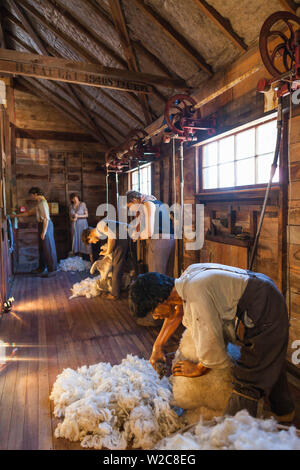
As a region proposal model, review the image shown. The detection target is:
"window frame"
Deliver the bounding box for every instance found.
[196,114,281,194]
[127,162,153,195]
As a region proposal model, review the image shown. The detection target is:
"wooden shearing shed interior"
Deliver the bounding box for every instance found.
[0,0,300,452]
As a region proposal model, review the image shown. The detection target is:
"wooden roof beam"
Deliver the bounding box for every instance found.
[0,8,7,49]
[17,76,113,146]
[47,0,127,69]
[131,0,213,75]
[279,0,298,13]
[3,14,146,127]
[90,0,181,82]
[193,0,248,52]
[7,0,48,55]
[6,2,110,144]
[109,0,152,124]
[0,48,186,90]
[15,0,146,115]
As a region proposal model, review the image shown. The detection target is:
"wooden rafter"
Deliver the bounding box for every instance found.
[7,0,47,54]
[5,29,36,54]
[0,48,186,90]
[109,0,152,124]
[50,0,164,112]
[17,76,114,145]
[193,0,248,52]
[74,86,130,131]
[132,40,181,81]
[6,0,109,145]
[131,0,213,75]
[96,88,145,127]
[0,9,6,49]
[13,0,145,116]
[90,0,179,82]
[47,0,127,69]
[4,26,145,127]
[279,0,297,13]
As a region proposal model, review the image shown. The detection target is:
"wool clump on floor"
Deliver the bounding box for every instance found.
[58,256,91,272]
[155,410,300,450]
[69,275,106,299]
[50,355,181,450]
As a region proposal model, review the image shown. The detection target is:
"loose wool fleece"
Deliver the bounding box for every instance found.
[59,256,91,272]
[69,275,111,299]
[50,355,181,450]
[171,329,234,422]
[155,410,300,450]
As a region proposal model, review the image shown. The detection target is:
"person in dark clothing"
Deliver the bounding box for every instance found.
[12,187,57,277]
[128,263,295,422]
[82,219,129,300]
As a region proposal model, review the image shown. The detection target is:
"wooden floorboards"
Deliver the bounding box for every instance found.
[0,271,299,450]
[0,271,180,450]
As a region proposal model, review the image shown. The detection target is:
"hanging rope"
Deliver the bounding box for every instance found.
[249,96,284,270]
[115,172,119,218]
[105,167,109,214]
[172,137,176,206]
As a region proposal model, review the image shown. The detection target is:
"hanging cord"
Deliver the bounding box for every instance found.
[287,82,293,320]
[179,141,184,275]
[115,171,119,218]
[249,96,284,270]
[137,162,141,192]
[172,137,176,206]
[105,167,109,214]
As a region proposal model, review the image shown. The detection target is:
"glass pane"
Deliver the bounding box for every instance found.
[132,170,138,186]
[219,136,234,164]
[257,153,279,184]
[219,162,234,188]
[236,158,255,186]
[203,142,218,167]
[256,120,277,156]
[236,128,255,160]
[203,166,218,189]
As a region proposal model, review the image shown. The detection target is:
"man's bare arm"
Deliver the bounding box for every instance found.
[150,305,183,366]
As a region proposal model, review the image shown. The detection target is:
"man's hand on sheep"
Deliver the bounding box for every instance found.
[172,360,209,378]
[150,347,166,369]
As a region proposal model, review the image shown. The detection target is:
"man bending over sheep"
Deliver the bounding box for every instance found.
[128,263,295,422]
[82,219,128,300]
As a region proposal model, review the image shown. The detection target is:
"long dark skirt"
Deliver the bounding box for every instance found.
[38,221,57,272]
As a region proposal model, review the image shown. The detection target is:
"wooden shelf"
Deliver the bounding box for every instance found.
[195,185,281,204]
[205,233,252,248]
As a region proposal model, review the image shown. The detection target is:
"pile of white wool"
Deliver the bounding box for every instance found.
[155,410,300,450]
[59,256,91,272]
[50,355,181,450]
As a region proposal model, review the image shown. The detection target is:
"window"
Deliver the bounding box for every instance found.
[128,163,152,195]
[201,118,279,190]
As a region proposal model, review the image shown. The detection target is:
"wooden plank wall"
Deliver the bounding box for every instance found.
[288,112,300,360]
[11,86,106,271]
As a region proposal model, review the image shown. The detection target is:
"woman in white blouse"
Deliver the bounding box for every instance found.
[12,187,57,277]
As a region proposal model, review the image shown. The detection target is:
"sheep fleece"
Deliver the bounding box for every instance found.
[171,329,233,421]
[50,355,181,450]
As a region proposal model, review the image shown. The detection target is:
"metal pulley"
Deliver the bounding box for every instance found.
[258,11,300,97]
[163,94,216,142]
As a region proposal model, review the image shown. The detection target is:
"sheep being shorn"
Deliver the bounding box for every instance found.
[171,329,234,423]
[50,355,181,450]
